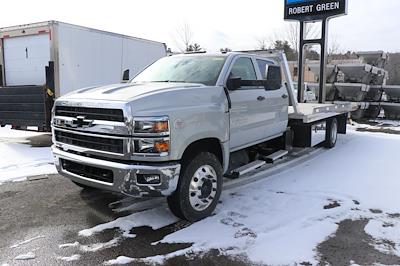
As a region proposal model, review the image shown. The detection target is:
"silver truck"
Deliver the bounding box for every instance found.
[51,52,351,221]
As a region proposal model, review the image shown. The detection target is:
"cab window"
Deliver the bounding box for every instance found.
[229,57,260,90]
[230,57,257,80]
[256,59,270,80]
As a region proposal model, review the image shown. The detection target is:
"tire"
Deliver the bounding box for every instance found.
[325,118,338,148]
[167,152,223,222]
[72,181,97,190]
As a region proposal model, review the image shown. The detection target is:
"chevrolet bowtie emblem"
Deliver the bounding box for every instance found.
[72,116,93,128]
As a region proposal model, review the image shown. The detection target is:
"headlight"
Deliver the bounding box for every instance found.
[135,138,170,155]
[134,117,169,135]
[132,117,170,156]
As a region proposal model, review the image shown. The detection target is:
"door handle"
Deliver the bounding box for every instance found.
[281,94,288,99]
[257,96,266,101]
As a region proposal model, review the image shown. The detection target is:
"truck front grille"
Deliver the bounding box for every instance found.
[55,106,124,122]
[55,130,124,154]
[61,159,114,183]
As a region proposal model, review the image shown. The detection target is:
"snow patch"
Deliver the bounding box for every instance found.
[58,254,81,262]
[103,256,135,265]
[0,125,44,139]
[14,252,36,260]
[79,206,178,238]
[350,120,400,132]
[59,241,80,248]
[365,216,400,256]
[10,235,45,248]
[80,238,120,252]
[0,127,56,184]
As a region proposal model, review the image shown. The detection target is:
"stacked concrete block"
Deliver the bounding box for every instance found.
[383,85,400,102]
[335,83,370,102]
[306,51,400,120]
[357,51,388,69]
[365,85,384,102]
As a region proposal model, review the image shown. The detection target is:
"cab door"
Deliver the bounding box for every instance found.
[228,56,273,150]
[256,59,288,136]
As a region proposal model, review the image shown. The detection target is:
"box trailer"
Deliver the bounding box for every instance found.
[0,21,167,130]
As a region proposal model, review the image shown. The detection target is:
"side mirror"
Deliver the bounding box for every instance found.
[265,65,282,90]
[122,69,130,83]
[226,77,242,91]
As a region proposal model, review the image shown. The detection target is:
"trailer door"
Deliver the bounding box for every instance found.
[3,34,50,86]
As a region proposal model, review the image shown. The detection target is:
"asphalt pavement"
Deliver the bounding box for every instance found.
[0,174,248,266]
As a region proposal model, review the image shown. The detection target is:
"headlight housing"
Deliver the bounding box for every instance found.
[135,138,170,155]
[132,116,170,156]
[134,117,169,135]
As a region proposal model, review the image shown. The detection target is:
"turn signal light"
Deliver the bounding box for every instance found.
[154,140,169,153]
[153,121,169,133]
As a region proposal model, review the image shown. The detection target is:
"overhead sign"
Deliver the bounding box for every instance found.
[284,0,347,21]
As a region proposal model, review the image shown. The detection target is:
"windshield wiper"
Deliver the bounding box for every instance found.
[152,80,189,83]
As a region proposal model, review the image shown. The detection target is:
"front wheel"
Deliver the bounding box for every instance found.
[167,152,223,222]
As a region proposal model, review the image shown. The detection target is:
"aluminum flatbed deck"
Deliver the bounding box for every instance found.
[262,51,354,124]
[289,102,354,123]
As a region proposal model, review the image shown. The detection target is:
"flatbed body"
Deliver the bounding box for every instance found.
[289,102,353,123]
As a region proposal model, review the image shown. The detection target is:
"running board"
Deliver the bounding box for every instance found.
[228,160,266,179]
[262,150,289,163]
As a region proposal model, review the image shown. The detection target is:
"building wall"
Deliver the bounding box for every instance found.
[288,61,316,83]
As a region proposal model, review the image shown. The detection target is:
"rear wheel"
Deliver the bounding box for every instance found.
[167,152,223,222]
[325,118,338,148]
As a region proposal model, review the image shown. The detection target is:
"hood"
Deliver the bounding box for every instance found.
[59,82,204,102]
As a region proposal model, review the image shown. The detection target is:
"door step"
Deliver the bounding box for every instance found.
[261,150,288,163]
[227,160,266,179]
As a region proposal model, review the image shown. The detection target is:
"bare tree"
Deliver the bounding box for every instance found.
[282,22,320,53]
[174,23,205,52]
[256,37,269,50]
[175,23,193,52]
[328,33,341,56]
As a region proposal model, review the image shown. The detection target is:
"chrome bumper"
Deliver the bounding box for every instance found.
[52,145,181,197]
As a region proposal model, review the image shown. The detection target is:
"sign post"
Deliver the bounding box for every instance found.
[284,0,348,103]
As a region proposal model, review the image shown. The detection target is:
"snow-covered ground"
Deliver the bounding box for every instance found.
[66,128,400,265]
[0,126,57,184]
[1,123,400,265]
[350,119,400,132]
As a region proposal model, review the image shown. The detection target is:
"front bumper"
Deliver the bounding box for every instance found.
[52,145,181,197]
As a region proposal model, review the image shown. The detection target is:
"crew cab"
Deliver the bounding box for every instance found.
[51,52,350,221]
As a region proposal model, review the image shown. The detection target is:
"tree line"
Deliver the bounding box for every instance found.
[170,22,342,60]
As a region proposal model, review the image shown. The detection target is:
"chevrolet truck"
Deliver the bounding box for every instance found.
[51,51,351,221]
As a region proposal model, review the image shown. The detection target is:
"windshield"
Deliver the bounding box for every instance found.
[131,56,227,86]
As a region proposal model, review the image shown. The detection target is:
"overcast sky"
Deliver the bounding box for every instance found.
[1,0,399,53]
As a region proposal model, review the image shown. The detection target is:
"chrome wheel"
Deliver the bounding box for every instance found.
[189,165,218,211]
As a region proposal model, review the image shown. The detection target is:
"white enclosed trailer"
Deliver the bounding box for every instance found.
[0,21,166,130]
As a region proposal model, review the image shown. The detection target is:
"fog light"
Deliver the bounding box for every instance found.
[137,174,161,185]
[61,159,69,169]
